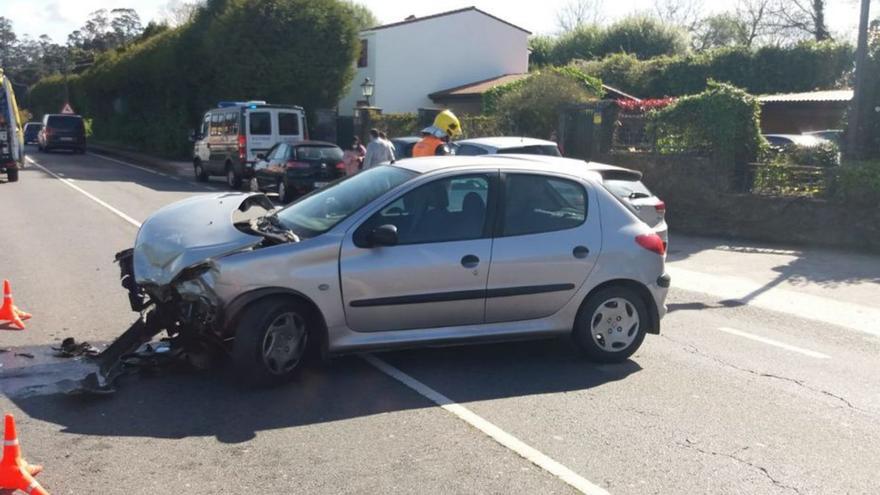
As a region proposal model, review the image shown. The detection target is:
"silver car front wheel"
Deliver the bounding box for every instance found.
[261,312,308,376]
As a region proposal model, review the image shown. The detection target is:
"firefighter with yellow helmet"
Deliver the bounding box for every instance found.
[412,109,461,157]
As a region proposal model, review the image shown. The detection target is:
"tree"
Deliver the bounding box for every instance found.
[160,0,203,26]
[599,15,689,59]
[0,17,17,67]
[342,1,378,31]
[770,0,831,42]
[556,0,604,32]
[692,13,749,51]
[654,0,704,34]
[736,0,773,47]
[529,35,555,68]
[110,8,144,48]
[552,24,603,63]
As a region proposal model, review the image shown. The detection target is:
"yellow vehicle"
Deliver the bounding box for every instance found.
[0,69,24,182]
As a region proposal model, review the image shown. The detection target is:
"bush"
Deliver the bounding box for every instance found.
[576,40,853,98]
[483,66,601,114]
[28,0,359,158]
[370,113,506,140]
[494,71,600,139]
[598,16,689,60]
[649,81,763,167]
[551,25,604,65]
[766,141,841,168]
[835,160,880,206]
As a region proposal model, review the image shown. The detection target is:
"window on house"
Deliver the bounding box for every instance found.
[357,39,368,68]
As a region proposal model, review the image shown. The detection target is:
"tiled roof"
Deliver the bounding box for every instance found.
[758,89,853,103]
[430,74,640,101]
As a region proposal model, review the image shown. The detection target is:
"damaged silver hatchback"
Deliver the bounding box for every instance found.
[101,156,669,387]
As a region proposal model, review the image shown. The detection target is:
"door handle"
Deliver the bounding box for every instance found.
[573,246,590,259]
[461,254,480,268]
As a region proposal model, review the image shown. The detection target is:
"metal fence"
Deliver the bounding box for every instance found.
[611,112,653,151]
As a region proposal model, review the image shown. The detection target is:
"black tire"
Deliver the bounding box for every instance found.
[226,163,242,189]
[193,159,209,182]
[573,286,649,363]
[6,168,18,182]
[232,297,312,386]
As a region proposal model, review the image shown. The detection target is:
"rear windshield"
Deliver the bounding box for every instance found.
[279,113,300,136]
[47,116,83,131]
[296,145,343,162]
[498,145,561,156]
[603,178,653,199]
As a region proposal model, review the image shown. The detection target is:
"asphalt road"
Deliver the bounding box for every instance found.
[1,148,879,494]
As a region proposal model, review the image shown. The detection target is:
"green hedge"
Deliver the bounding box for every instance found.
[576,41,853,98]
[649,81,764,167]
[369,113,506,140]
[28,0,359,158]
[482,66,602,114]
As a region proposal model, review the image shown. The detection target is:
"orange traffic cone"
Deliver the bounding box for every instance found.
[0,280,31,330]
[0,414,49,495]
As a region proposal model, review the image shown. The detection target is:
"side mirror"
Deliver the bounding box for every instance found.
[367,224,398,247]
[256,153,265,160]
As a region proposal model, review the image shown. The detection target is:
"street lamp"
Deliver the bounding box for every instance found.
[360,77,374,107]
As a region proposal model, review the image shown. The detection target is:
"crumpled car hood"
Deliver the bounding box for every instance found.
[133,193,273,287]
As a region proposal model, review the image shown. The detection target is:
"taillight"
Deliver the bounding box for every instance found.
[44,128,53,138]
[285,160,310,169]
[655,201,666,214]
[237,135,246,161]
[636,233,666,256]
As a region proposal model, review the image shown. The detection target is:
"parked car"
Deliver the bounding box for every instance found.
[38,114,86,153]
[122,155,670,385]
[191,101,307,189]
[501,155,668,244]
[391,136,421,159]
[454,137,562,156]
[0,72,24,182]
[249,141,346,203]
[762,134,824,148]
[805,129,843,146]
[23,122,41,144]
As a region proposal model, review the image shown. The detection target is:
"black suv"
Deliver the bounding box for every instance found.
[38,114,86,153]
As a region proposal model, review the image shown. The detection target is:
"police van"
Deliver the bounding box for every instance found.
[192,101,307,188]
[0,69,24,183]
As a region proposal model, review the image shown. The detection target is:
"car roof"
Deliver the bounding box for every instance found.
[392,155,605,182]
[293,140,340,148]
[457,136,557,149]
[763,134,823,146]
[498,154,643,179]
[45,114,82,118]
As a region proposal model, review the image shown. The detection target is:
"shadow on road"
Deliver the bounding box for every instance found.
[8,338,640,444]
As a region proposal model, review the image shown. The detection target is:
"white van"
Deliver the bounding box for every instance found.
[0,69,24,182]
[192,101,307,188]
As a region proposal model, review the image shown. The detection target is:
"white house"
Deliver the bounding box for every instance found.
[338,7,530,116]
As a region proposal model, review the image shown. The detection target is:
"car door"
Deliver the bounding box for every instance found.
[339,172,497,332]
[484,173,601,323]
[276,110,302,145]
[207,112,227,173]
[253,143,279,188]
[246,110,273,162]
[194,113,211,164]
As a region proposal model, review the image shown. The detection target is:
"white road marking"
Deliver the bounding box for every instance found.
[26,157,143,229]
[668,266,880,337]
[718,327,831,359]
[363,354,610,495]
[88,152,162,176]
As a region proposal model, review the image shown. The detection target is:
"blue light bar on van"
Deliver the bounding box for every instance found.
[217,100,267,108]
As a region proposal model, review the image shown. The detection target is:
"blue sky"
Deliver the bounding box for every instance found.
[0,0,863,44]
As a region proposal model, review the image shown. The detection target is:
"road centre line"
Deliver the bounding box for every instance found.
[363,355,610,495]
[718,327,831,359]
[668,266,880,338]
[28,155,608,494]
[26,157,143,229]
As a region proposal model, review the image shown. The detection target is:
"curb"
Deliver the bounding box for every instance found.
[88,142,190,177]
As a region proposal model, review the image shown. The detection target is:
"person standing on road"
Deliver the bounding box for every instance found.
[378,131,396,163]
[362,128,395,170]
[412,109,461,157]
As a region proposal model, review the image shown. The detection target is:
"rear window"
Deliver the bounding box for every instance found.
[498,145,561,156]
[249,112,271,135]
[47,116,83,131]
[603,178,653,199]
[279,113,300,136]
[296,145,343,162]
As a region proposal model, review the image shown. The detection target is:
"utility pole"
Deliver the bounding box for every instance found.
[847,0,871,159]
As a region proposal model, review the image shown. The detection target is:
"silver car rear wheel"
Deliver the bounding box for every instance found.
[573,286,648,363]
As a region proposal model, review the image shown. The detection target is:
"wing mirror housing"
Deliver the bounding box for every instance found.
[367,224,398,247]
[256,153,265,160]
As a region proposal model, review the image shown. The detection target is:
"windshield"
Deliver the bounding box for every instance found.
[48,116,84,131]
[498,145,561,156]
[603,178,653,199]
[297,145,344,162]
[274,165,417,238]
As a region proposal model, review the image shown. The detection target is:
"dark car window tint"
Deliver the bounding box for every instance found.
[47,116,84,131]
[502,174,586,237]
[225,112,238,135]
[499,145,561,156]
[270,144,288,161]
[362,174,490,245]
[249,112,271,135]
[279,113,300,136]
[455,144,489,156]
[603,179,652,199]
[296,145,343,162]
